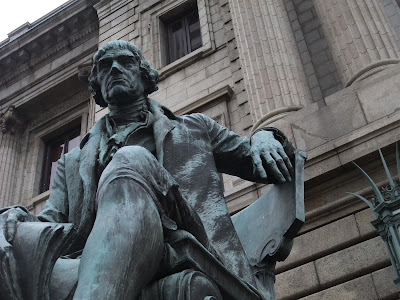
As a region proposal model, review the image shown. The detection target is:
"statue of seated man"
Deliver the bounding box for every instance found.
[0,41,294,300]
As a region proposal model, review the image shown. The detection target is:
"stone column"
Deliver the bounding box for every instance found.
[0,106,25,207]
[78,62,96,129]
[313,0,400,87]
[229,0,312,131]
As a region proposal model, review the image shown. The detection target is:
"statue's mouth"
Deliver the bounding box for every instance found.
[107,78,128,88]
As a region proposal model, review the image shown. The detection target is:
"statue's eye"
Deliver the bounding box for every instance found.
[120,56,136,66]
[98,59,112,71]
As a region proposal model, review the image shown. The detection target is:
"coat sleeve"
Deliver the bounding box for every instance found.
[37,154,69,223]
[195,113,294,184]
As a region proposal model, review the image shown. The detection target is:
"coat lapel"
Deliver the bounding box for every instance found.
[77,118,105,239]
[148,99,175,165]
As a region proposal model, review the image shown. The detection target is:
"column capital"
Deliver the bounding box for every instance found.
[0,105,25,134]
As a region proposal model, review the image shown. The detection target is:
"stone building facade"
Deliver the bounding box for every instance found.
[1,0,400,298]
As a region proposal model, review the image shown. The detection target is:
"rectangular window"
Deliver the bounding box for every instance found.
[40,127,80,192]
[166,9,202,64]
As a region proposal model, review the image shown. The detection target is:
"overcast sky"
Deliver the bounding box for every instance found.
[0,0,70,42]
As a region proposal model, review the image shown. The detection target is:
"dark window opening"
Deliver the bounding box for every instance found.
[41,127,81,192]
[166,9,202,64]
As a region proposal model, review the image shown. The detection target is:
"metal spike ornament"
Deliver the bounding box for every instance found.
[350,142,400,295]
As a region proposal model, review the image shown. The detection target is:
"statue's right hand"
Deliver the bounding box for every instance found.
[1,207,29,244]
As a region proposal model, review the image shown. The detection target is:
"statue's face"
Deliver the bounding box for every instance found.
[97,48,145,106]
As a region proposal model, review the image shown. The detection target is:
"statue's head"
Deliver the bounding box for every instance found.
[88,40,159,107]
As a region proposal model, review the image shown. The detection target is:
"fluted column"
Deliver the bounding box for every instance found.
[78,62,96,129]
[230,0,312,131]
[313,0,400,87]
[0,106,25,207]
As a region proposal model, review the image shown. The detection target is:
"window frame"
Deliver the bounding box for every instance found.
[40,126,81,193]
[166,9,202,64]
[26,98,89,204]
[147,0,216,79]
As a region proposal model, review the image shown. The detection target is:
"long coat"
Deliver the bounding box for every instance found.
[38,99,289,285]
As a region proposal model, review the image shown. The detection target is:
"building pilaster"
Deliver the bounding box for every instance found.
[313,0,400,87]
[0,106,25,207]
[229,0,312,131]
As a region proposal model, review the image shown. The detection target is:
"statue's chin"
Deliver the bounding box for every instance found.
[105,87,134,106]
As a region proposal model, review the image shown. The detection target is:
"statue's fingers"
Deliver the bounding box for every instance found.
[262,153,286,183]
[278,148,294,176]
[252,154,267,179]
[272,151,291,181]
[5,214,18,244]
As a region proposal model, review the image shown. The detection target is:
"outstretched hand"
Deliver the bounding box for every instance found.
[0,207,30,244]
[250,130,294,183]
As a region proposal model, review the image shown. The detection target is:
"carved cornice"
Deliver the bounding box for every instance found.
[0,105,25,134]
[0,22,98,89]
[0,1,92,51]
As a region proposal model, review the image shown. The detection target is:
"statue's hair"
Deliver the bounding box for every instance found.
[88,40,159,107]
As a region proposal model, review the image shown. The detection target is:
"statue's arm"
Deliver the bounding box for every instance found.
[37,154,69,223]
[197,113,294,183]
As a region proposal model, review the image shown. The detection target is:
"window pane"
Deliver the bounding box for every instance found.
[187,12,202,51]
[168,19,188,63]
[47,142,65,191]
[166,8,203,64]
[41,126,80,193]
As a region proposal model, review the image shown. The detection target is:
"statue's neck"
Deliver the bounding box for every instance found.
[108,97,148,125]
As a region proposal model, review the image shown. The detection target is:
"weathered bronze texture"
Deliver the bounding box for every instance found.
[0,40,305,300]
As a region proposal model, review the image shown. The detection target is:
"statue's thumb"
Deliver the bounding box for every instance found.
[5,217,17,244]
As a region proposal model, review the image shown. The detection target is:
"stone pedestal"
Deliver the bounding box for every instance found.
[229,0,311,131]
[0,106,24,207]
[313,0,400,87]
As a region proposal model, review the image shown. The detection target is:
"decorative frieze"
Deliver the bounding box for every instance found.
[30,89,91,130]
[313,0,400,87]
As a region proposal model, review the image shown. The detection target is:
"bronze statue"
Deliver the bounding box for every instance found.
[0,41,296,300]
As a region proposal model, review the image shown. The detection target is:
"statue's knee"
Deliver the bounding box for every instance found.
[99,146,159,189]
[110,146,156,169]
[114,145,152,160]
[113,146,155,162]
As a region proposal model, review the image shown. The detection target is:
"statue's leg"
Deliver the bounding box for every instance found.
[73,146,169,300]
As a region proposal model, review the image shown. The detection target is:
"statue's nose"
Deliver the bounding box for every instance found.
[110,61,123,74]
